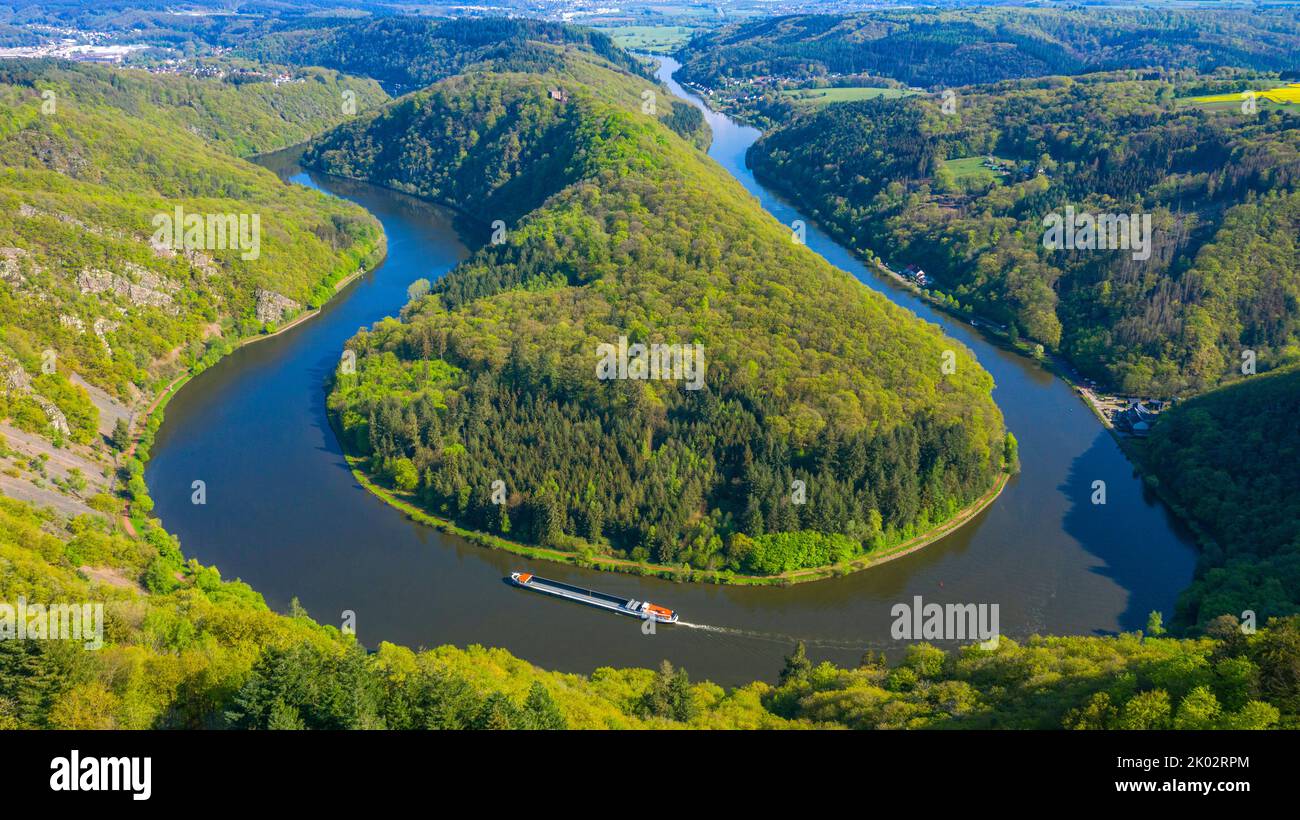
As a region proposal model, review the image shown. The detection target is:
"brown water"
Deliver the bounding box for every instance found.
[145,64,1198,686]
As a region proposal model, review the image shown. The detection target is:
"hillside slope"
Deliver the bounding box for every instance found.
[0,59,388,157]
[748,71,1300,395]
[247,17,710,150]
[1137,365,1300,629]
[0,59,385,518]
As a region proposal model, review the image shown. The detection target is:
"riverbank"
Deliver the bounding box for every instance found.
[121,236,387,533]
[342,448,1011,586]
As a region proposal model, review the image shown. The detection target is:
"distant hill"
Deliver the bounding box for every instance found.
[245,17,652,94]
[248,17,710,149]
[677,9,1300,90]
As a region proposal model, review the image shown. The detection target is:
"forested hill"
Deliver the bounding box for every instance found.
[1138,365,1300,630]
[253,18,709,150]
[677,8,1300,90]
[313,47,1009,578]
[245,17,651,94]
[0,59,388,158]
[747,72,1300,396]
[0,59,385,404]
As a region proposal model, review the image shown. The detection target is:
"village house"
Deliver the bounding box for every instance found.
[903,264,929,286]
[1113,399,1168,436]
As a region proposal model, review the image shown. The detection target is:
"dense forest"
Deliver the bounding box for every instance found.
[5,59,390,157]
[249,17,709,149]
[245,17,649,94]
[677,8,1300,91]
[0,55,388,562]
[2,493,1296,729]
[1136,365,1300,631]
[312,42,1008,576]
[747,71,1300,395]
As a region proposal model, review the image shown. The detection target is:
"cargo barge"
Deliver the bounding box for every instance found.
[508,572,679,623]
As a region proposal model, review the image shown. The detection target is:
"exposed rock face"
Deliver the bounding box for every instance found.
[76,263,179,313]
[0,351,68,436]
[93,317,119,358]
[149,238,218,277]
[185,249,220,278]
[254,288,300,325]
[59,313,85,333]
[18,203,108,238]
[0,352,32,394]
[35,396,70,436]
[22,130,95,180]
[148,235,176,259]
[1,247,27,286]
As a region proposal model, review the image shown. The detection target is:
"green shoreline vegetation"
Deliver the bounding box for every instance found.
[119,237,386,538]
[747,71,1300,397]
[1124,364,1300,631]
[0,58,387,450]
[342,451,1009,586]
[5,483,1297,729]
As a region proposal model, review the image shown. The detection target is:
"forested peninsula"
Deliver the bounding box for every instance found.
[298,22,1011,581]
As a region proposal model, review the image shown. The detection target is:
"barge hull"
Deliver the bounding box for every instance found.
[509,572,677,623]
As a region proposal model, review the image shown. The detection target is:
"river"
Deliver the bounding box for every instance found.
[144,58,1197,686]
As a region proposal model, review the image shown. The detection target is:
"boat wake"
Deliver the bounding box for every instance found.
[675,621,884,652]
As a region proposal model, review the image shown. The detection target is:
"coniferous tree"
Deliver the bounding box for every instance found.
[780,641,813,686]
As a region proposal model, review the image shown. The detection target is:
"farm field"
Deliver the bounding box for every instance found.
[781,86,917,106]
[943,155,1011,185]
[1179,82,1300,110]
[597,24,697,52]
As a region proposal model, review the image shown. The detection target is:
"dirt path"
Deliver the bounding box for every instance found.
[119,371,190,537]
